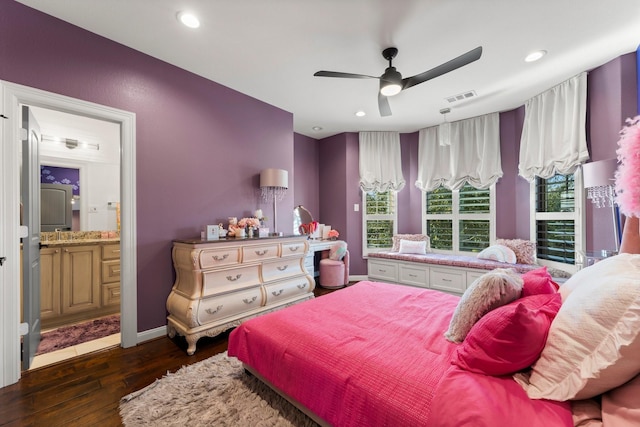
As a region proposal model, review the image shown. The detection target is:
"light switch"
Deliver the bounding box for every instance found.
[354,203,360,212]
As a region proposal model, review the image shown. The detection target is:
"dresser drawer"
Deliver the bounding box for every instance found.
[242,244,279,263]
[399,264,429,288]
[102,244,120,260]
[262,258,305,283]
[430,267,466,295]
[202,264,260,296]
[197,286,263,325]
[199,247,241,269]
[281,241,307,258]
[101,259,120,284]
[264,276,314,305]
[367,259,398,282]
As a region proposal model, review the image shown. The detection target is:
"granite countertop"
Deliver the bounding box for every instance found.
[40,238,120,247]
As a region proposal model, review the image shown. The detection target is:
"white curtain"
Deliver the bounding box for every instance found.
[518,72,589,181]
[415,112,502,191]
[359,131,405,193]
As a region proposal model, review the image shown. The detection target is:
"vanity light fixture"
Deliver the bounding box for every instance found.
[525,50,547,62]
[42,134,100,151]
[177,11,200,28]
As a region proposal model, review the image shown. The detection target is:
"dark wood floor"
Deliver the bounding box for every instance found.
[0,285,340,427]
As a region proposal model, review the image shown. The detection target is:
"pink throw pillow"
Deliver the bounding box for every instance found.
[521,267,558,297]
[453,293,562,376]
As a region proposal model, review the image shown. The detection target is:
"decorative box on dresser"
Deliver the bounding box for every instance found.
[167,235,315,355]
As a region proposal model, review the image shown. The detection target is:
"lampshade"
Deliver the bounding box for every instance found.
[260,168,288,189]
[582,158,618,188]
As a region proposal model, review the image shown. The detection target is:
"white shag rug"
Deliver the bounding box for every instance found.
[119,352,318,427]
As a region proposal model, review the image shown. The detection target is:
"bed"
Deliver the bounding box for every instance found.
[228,254,640,427]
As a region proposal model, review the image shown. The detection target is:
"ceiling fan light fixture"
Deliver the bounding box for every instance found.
[380,82,402,97]
[379,67,402,96]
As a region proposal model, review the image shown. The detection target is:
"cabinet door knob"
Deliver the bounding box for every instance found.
[277,265,288,271]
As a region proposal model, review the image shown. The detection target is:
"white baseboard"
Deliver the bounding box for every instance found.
[136,325,167,345]
[349,275,368,282]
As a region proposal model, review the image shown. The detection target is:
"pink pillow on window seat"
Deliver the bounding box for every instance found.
[453,293,562,376]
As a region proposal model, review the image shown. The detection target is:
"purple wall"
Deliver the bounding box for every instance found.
[1,2,299,331]
[586,54,638,251]
[293,133,320,221]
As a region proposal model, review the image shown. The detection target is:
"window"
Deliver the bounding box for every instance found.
[423,184,494,253]
[531,173,583,271]
[362,190,396,256]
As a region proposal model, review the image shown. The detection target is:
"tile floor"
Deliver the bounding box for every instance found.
[30,333,121,370]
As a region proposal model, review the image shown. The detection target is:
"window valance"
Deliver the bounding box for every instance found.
[359,131,405,193]
[518,72,589,181]
[415,112,502,191]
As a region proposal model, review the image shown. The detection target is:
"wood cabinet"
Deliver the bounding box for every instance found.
[40,242,120,329]
[167,236,315,355]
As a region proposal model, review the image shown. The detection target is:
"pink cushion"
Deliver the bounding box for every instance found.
[521,267,558,297]
[453,293,562,376]
[496,238,537,264]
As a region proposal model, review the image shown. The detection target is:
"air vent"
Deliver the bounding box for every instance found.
[445,90,477,104]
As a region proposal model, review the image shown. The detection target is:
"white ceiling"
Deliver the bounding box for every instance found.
[17,0,640,139]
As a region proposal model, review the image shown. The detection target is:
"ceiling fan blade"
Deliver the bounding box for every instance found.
[402,46,483,90]
[314,71,380,79]
[378,92,392,117]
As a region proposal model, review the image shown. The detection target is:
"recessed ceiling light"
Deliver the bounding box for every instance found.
[312,126,323,131]
[525,50,547,62]
[355,110,366,117]
[177,11,200,29]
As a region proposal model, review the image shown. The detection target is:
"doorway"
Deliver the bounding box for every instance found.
[28,106,121,369]
[1,80,137,387]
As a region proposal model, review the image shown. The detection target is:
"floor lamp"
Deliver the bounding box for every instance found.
[260,168,288,236]
[582,158,620,252]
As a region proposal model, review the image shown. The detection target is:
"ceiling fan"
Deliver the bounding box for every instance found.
[314,46,483,117]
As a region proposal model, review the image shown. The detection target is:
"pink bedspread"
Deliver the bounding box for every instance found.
[228,281,572,426]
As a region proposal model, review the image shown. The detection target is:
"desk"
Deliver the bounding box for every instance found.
[305,239,344,281]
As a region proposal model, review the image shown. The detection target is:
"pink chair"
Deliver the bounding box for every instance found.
[319,242,350,289]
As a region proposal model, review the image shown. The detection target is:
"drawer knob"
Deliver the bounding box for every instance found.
[243,296,257,304]
[277,265,288,271]
[288,246,299,252]
[226,274,242,282]
[409,274,417,278]
[255,249,268,256]
[271,289,284,296]
[213,254,229,261]
[379,269,386,273]
[442,278,452,282]
[205,305,223,315]
[296,283,307,289]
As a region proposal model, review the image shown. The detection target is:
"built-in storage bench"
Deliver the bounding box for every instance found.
[367,252,545,296]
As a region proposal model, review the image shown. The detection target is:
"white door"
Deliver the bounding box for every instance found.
[21,105,41,370]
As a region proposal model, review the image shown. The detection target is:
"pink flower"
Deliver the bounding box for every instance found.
[615,116,640,217]
[328,230,339,238]
[238,217,260,228]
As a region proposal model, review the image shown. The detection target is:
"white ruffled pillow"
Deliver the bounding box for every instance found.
[398,239,427,255]
[514,254,640,400]
[477,244,517,264]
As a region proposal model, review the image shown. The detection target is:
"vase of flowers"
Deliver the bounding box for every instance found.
[328,229,340,240]
[238,217,261,237]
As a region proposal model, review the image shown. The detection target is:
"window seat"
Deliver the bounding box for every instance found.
[369,251,541,274]
[367,252,568,296]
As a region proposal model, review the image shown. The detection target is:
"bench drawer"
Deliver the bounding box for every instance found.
[367,259,398,283]
[398,264,429,288]
[430,267,466,295]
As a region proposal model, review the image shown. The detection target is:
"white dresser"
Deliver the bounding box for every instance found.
[167,235,314,354]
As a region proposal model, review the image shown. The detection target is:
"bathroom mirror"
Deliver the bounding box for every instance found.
[293,205,314,235]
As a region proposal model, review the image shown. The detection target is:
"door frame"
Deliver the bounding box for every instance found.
[1,81,137,387]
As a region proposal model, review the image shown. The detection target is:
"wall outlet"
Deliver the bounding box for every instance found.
[354,203,360,212]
